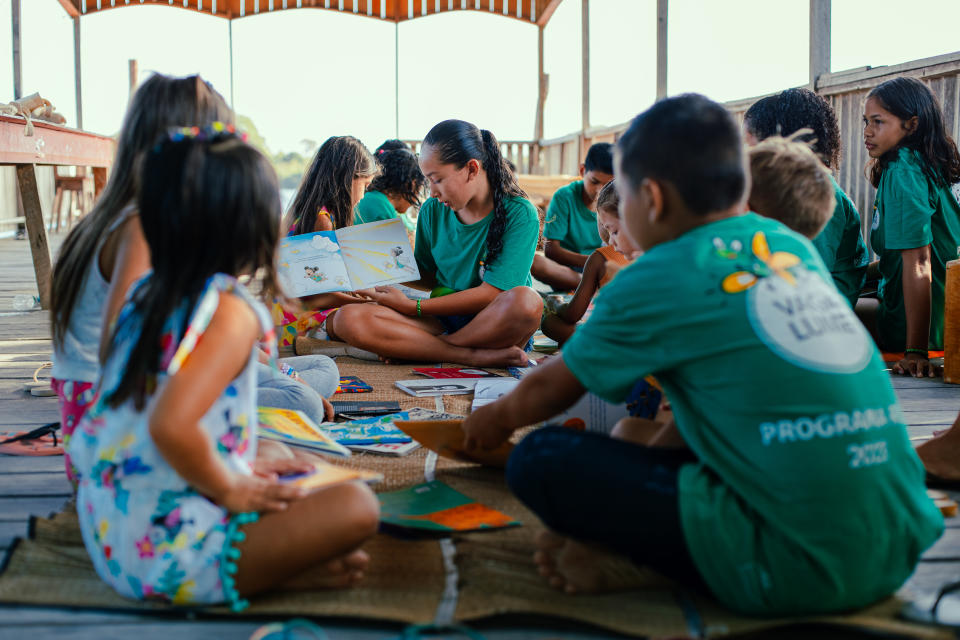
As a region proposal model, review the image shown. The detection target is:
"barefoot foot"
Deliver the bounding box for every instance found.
[469,345,529,368]
[283,548,370,590]
[532,530,665,594]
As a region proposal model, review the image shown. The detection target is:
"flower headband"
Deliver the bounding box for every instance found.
[166,121,248,145]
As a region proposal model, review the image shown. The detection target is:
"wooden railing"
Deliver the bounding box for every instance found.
[406,50,960,237]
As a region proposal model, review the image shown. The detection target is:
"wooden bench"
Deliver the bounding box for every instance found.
[517,174,578,210]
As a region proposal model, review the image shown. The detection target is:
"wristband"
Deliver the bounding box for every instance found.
[416,299,422,317]
[904,348,929,358]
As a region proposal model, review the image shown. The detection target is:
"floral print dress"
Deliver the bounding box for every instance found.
[68,274,275,611]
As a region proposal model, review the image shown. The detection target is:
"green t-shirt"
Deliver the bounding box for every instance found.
[870,147,960,350]
[414,196,539,292]
[354,190,397,225]
[544,180,602,255]
[562,213,942,616]
[811,177,868,307]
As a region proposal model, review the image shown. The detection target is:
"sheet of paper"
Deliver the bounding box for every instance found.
[471,378,520,411]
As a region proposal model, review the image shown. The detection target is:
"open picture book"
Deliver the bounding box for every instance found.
[277,218,419,297]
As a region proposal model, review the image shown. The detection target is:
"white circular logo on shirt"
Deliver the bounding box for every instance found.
[871,209,880,231]
[747,269,873,374]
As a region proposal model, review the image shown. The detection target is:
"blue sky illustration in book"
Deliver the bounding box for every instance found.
[277,231,351,297]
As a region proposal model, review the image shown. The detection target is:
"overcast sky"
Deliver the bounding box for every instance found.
[1,0,958,154]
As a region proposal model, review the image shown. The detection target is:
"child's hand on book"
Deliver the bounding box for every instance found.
[368,286,416,315]
[218,470,307,513]
[462,404,514,452]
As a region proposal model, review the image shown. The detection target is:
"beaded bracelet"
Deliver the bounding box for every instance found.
[416,299,422,316]
[904,348,929,358]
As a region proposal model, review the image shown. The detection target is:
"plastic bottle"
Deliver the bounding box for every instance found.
[12,294,39,311]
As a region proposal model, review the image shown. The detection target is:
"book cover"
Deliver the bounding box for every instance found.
[335,376,373,394]
[279,460,382,491]
[412,367,500,379]
[393,419,513,467]
[277,218,419,297]
[348,441,421,456]
[378,480,520,532]
[321,412,413,445]
[471,378,520,411]
[331,400,401,420]
[549,379,662,434]
[394,378,480,397]
[257,407,351,458]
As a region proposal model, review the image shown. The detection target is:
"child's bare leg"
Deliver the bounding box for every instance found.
[532,254,581,291]
[331,304,528,367]
[612,418,687,449]
[917,411,960,482]
[540,311,576,346]
[854,297,881,346]
[440,287,543,350]
[233,481,380,597]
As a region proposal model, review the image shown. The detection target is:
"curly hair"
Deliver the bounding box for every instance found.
[369,147,426,208]
[744,88,841,169]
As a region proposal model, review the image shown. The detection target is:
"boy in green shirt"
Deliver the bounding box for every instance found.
[463,94,941,616]
[532,143,614,290]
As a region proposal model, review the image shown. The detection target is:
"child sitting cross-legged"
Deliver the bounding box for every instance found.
[69,128,379,610]
[462,94,942,616]
[746,135,836,241]
[541,180,636,346]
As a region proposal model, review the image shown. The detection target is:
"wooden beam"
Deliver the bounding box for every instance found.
[656,0,667,99]
[73,18,82,130]
[11,0,21,100]
[580,0,589,133]
[55,0,80,18]
[128,59,139,102]
[809,0,831,89]
[536,0,562,26]
[534,25,546,142]
[0,116,115,167]
[15,165,52,310]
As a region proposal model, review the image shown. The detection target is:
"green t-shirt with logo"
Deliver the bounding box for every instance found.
[354,190,397,225]
[544,180,602,255]
[562,213,942,616]
[414,196,539,292]
[870,147,960,350]
[811,177,868,307]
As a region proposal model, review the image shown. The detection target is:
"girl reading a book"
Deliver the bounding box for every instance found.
[69,127,379,610]
[329,120,542,367]
[274,136,378,347]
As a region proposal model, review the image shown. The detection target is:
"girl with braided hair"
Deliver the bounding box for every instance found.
[330,120,542,367]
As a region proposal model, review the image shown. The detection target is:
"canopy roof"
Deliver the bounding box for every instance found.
[56,0,563,25]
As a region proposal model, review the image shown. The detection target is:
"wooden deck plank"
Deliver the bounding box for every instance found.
[0,472,71,497]
[0,496,67,521]
[0,519,27,550]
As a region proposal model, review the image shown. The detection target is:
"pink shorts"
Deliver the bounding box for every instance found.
[51,378,96,488]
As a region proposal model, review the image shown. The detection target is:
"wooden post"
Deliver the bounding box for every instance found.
[92,167,108,199]
[656,0,668,100]
[16,165,52,309]
[395,21,399,139]
[809,0,831,89]
[532,25,547,173]
[128,59,139,102]
[228,21,235,109]
[74,17,83,130]
[12,0,21,99]
[580,0,589,161]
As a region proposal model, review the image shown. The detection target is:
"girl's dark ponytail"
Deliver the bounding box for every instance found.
[479,129,527,266]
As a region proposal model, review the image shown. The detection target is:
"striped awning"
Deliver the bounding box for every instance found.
[55,0,563,25]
